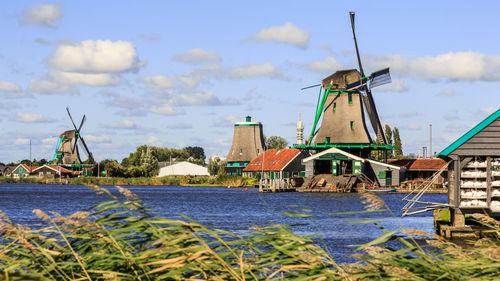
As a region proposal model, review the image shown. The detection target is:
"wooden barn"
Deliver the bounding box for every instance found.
[439,108,500,228]
[242,149,306,179]
[11,164,37,178]
[32,165,75,178]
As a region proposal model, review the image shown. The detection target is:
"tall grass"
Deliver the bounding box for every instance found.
[0,186,498,280]
[0,175,257,187]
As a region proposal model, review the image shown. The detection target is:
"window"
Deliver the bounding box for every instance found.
[348,93,352,104]
[333,102,336,111]
[257,149,260,154]
[239,149,243,155]
[326,137,330,144]
[350,121,354,129]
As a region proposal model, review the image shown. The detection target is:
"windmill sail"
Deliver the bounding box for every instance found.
[350,11,388,145]
[369,68,391,89]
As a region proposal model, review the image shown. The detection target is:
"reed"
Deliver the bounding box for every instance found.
[0,185,498,280]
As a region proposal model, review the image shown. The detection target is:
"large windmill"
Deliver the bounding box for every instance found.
[51,107,94,165]
[300,12,392,157]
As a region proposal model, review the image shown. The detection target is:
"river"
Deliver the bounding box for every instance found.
[0,183,446,263]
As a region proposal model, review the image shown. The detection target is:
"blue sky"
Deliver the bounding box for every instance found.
[1,1,499,163]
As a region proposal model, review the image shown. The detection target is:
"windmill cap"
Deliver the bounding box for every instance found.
[235,116,261,126]
[322,69,361,90]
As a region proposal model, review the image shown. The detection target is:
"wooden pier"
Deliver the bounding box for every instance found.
[259,178,296,192]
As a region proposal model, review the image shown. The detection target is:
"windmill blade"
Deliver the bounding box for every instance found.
[72,134,79,153]
[66,107,78,130]
[78,115,86,132]
[346,77,368,91]
[79,136,94,162]
[350,12,365,77]
[369,68,391,89]
[362,91,387,145]
[301,84,321,91]
[350,12,387,145]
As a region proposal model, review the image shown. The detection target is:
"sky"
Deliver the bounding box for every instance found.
[1,1,499,163]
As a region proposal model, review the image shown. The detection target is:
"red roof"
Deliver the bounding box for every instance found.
[243,149,301,172]
[19,164,39,172]
[388,158,447,170]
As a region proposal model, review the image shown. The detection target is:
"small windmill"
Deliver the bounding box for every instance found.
[303,12,392,150]
[52,107,94,165]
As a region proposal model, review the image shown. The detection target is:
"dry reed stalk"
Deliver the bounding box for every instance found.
[363,246,390,256]
[401,229,432,237]
[33,209,50,221]
[115,185,138,200]
[360,192,385,211]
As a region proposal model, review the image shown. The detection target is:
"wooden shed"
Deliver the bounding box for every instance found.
[439,108,500,226]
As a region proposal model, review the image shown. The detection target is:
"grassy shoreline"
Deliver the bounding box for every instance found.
[0,175,257,187]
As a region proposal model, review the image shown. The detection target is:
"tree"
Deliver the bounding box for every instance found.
[265,136,288,150]
[393,127,403,159]
[207,157,226,176]
[384,124,394,158]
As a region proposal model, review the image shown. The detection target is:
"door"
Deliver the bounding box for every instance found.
[385,170,392,186]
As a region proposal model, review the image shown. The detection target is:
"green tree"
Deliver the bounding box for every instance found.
[265,136,288,150]
[207,157,226,176]
[393,127,403,159]
[384,124,394,158]
[97,159,124,177]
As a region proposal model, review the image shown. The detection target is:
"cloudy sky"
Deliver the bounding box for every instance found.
[1,1,499,163]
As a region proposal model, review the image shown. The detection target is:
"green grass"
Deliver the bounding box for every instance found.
[0,175,257,187]
[0,186,498,280]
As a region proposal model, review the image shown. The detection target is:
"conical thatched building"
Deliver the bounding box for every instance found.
[225,116,265,176]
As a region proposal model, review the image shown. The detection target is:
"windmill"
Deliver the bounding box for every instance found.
[303,12,392,153]
[51,107,94,165]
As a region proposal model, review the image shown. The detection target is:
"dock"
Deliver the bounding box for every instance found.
[259,178,296,192]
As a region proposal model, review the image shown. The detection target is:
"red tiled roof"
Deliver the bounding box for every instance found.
[243,149,301,172]
[388,158,447,170]
[32,165,75,174]
[19,164,40,172]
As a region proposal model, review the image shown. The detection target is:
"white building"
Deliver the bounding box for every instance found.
[157,161,209,177]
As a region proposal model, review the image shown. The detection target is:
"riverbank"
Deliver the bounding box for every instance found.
[0,175,258,187]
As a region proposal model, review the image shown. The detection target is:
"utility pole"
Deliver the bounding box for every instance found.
[429,124,432,158]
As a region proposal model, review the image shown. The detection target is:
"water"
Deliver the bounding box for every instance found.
[0,183,446,263]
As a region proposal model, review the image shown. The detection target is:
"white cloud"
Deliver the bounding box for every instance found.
[16,112,53,123]
[213,114,240,127]
[249,22,309,48]
[28,78,77,95]
[163,91,226,106]
[15,138,30,145]
[173,48,221,64]
[108,120,137,129]
[366,52,500,82]
[0,80,21,92]
[407,123,421,130]
[42,137,57,144]
[306,56,343,73]
[481,106,497,116]
[21,4,62,27]
[140,74,201,90]
[52,71,118,87]
[213,138,230,147]
[147,136,163,146]
[149,104,178,116]
[50,40,145,74]
[227,62,281,79]
[376,79,407,92]
[85,135,111,143]
[437,89,455,96]
[398,111,418,118]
